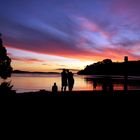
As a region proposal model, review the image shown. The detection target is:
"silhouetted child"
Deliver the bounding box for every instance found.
[52,83,58,94]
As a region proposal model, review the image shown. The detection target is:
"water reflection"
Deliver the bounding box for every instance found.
[1,74,140,93]
[85,75,140,91]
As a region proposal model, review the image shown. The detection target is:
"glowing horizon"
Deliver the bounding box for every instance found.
[7,46,138,72]
[1,0,140,72]
[7,47,94,72]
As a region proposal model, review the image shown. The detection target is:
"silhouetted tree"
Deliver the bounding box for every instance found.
[0,33,12,79]
[78,58,140,76]
[103,59,112,64]
[0,33,14,95]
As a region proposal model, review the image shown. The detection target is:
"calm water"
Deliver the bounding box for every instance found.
[1,74,140,93]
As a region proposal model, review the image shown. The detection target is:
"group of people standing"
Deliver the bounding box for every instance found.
[61,69,74,92]
[52,69,75,94]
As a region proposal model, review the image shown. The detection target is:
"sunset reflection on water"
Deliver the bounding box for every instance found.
[1,74,140,93]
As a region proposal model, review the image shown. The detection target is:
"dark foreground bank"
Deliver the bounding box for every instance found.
[16,90,140,97]
[1,90,140,109]
[1,90,140,97]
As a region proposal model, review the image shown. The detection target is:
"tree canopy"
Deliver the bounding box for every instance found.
[0,34,12,79]
[78,59,140,76]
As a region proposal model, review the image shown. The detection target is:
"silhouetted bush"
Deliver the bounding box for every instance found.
[0,81,16,96]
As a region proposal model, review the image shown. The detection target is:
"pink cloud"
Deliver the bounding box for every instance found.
[14,58,45,63]
[76,17,112,40]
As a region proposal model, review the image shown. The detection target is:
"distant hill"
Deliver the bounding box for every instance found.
[77,59,140,76]
[13,70,60,74]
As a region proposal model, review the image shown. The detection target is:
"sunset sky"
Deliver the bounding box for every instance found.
[1,0,140,72]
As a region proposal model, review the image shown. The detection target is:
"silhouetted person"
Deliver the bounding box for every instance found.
[102,76,113,92]
[102,78,107,92]
[61,69,68,92]
[93,80,97,90]
[67,70,74,91]
[52,83,58,94]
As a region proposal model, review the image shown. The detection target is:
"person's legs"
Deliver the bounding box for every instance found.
[69,83,73,91]
[71,84,74,91]
[61,85,64,92]
[71,80,74,91]
[64,86,67,92]
[68,84,71,91]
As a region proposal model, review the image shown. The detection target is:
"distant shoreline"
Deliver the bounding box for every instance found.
[12,70,60,75]
[12,71,140,77]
